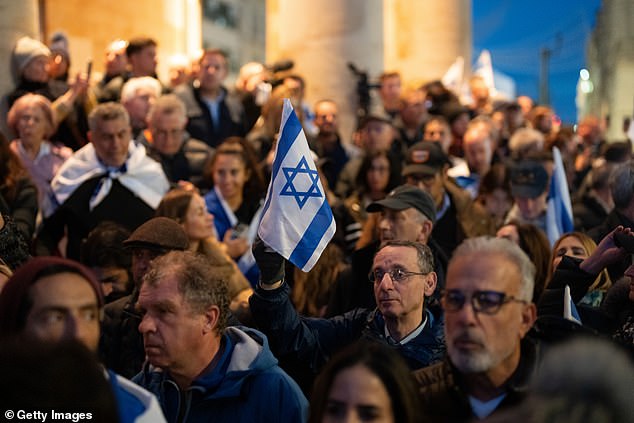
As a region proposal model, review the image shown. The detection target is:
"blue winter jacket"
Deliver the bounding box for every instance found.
[249,282,446,375]
[132,326,308,423]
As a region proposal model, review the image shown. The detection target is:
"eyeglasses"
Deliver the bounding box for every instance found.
[441,289,527,315]
[369,268,427,284]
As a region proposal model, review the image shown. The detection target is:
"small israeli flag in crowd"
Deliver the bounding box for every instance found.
[563,285,582,324]
[258,99,336,272]
[546,146,574,245]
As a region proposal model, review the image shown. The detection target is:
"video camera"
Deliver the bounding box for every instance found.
[347,62,381,124]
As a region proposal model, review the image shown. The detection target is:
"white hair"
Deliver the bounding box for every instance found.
[451,236,535,301]
[120,76,161,103]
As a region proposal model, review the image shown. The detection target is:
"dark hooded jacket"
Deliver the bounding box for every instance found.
[132,326,308,423]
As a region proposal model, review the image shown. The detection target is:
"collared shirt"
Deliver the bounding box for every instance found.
[469,394,507,419]
[384,314,428,345]
[202,90,226,129]
[436,192,451,221]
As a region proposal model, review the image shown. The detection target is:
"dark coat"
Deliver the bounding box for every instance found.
[174,84,246,148]
[326,239,447,316]
[572,192,610,232]
[132,327,308,423]
[35,177,155,259]
[413,338,540,423]
[100,291,144,379]
[0,177,38,241]
[250,282,445,391]
[139,132,214,189]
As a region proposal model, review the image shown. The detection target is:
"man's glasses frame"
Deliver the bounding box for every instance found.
[368,268,427,284]
[441,289,527,315]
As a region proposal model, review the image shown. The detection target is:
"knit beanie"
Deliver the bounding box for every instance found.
[11,36,51,84]
[0,256,103,339]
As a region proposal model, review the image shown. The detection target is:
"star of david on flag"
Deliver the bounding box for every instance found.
[258,99,336,272]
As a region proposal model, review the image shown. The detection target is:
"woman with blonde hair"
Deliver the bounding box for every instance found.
[546,231,612,307]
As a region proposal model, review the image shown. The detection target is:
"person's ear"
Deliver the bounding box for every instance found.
[416,219,433,244]
[423,272,437,297]
[202,305,220,334]
[519,303,537,338]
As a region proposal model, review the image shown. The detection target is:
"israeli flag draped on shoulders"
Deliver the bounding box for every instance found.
[258,99,336,272]
[546,146,574,246]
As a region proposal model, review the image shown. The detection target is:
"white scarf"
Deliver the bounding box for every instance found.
[48,141,169,216]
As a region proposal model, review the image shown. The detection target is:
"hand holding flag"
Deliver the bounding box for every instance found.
[257,99,336,272]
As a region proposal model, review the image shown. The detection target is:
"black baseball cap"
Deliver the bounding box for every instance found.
[402,141,450,177]
[510,161,549,198]
[366,185,437,224]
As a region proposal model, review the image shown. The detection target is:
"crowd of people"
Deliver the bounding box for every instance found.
[0,32,633,422]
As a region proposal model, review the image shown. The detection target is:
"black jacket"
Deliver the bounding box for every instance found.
[35,177,155,259]
[413,338,540,423]
[174,83,246,148]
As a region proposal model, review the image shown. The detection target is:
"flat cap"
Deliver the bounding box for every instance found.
[123,217,189,252]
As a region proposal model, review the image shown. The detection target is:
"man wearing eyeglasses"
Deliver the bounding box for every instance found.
[139,94,214,189]
[250,237,445,392]
[413,236,537,422]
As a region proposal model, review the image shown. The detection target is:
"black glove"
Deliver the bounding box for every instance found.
[252,236,285,285]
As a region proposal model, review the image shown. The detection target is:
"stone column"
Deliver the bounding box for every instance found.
[266,0,472,141]
[41,0,201,83]
[0,0,40,101]
[383,0,472,86]
[266,0,384,142]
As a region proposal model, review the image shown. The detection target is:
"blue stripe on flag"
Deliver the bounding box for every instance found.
[289,197,334,269]
[546,147,574,245]
[570,300,582,323]
[261,109,302,218]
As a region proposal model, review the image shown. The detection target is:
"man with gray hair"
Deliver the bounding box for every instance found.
[121,76,162,138]
[414,236,537,422]
[139,94,213,188]
[36,102,169,259]
[133,250,308,422]
[251,237,445,392]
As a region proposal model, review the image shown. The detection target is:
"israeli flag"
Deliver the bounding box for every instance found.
[563,285,582,324]
[258,99,336,272]
[546,146,574,245]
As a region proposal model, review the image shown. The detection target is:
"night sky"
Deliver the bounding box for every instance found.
[472,0,602,124]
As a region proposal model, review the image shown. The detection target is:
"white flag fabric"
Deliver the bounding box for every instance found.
[563,285,582,324]
[442,56,464,95]
[473,49,497,97]
[258,99,336,272]
[546,146,574,245]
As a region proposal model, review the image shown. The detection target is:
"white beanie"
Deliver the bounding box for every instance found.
[11,36,51,84]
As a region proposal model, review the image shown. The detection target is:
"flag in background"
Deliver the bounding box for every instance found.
[258,99,336,272]
[441,56,464,96]
[546,146,574,245]
[563,285,582,324]
[472,49,497,97]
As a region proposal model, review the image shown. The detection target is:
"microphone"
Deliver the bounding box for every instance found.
[265,60,294,73]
